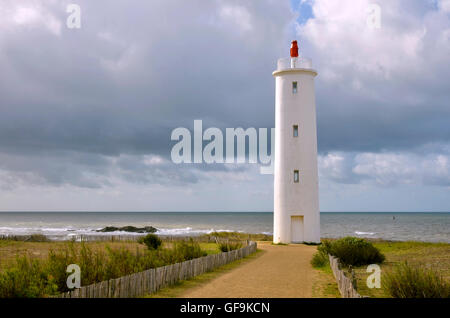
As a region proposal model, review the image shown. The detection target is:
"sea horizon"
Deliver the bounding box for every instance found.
[0,211,448,243]
[0,211,449,213]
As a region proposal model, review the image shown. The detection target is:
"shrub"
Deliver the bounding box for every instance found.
[171,239,207,261]
[384,262,450,298]
[320,237,385,266]
[218,241,243,252]
[311,249,329,268]
[140,234,162,250]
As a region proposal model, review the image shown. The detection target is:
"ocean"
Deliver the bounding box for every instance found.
[0,212,448,243]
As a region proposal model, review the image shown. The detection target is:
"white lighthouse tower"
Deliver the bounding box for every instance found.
[273,41,320,244]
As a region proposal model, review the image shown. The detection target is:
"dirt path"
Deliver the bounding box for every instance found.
[180,242,318,298]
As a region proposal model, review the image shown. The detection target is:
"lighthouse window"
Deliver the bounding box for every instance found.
[293,125,299,137]
[292,82,298,94]
[294,170,299,183]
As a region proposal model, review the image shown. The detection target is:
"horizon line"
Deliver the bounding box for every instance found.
[0,211,449,213]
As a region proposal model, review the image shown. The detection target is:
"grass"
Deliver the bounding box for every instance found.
[350,241,450,298]
[0,240,220,272]
[200,231,272,242]
[310,249,329,268]
[0,237,222,298]
[145,249,264,298]
[311,238,450,298]
[311,262,341,298]
[383,262,450,298]
[308,241,340,298]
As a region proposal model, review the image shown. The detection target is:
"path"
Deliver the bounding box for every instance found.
[179,241,318,298]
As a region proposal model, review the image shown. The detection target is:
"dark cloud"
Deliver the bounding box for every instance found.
[0,0,293,188]
[0,0,449,206]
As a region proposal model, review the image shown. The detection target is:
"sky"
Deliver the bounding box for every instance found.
[0,0,449,212]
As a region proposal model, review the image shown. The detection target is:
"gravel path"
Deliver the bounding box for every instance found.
[180,241,318,298]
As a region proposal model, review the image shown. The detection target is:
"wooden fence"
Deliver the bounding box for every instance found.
[57,241,257,298]
[328,255,363,298]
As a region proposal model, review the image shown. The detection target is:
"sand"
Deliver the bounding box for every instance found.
[179,241,318,298]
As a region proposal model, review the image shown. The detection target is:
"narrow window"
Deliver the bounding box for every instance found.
[293,125,299,137]
[294,170,299,183]
[292,81,298,94]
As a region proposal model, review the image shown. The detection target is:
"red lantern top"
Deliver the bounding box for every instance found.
[290,40,299,58]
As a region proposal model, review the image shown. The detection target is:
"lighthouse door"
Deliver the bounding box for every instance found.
[291,216,304,243]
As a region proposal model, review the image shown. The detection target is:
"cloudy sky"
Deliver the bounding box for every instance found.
[0,0,449,212]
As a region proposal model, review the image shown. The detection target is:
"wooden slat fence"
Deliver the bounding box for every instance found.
[328,255,363,298]
[57,241,257,298]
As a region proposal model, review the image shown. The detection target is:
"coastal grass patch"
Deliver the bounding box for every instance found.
[201,231,272,242]
[145,249,264,298]
[351,241,450,298]
[311,262,341,298]
[310,249,329,268]
[0,239,220,272]
[0,240,149,272]
[310,238,450,298]
[310,245,340,298]
[0,239,222,297]
[383,262,450,298]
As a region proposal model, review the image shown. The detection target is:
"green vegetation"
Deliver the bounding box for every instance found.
[139,234,162,250]
[311,249,329,268]
[0,239,209,298]
[383,262,450,298]
[312,239,450,298]
[218,241,242,252]
[317,237,385,267]
[341,240,450,298]
[311,262,341,298]
[0,257,59,298]
[201,231,272,242]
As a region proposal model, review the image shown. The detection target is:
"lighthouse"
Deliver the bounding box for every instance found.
[273,41,320,244]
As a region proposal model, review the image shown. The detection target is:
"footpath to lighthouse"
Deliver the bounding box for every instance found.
[178,242,318,298]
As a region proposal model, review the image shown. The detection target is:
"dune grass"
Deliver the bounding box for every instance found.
[200,231,272,242]
[351,241,450,298]
[310,238,450,298]
[0,237,221,298]
[311,262,341,298]
[383,262,450,298]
